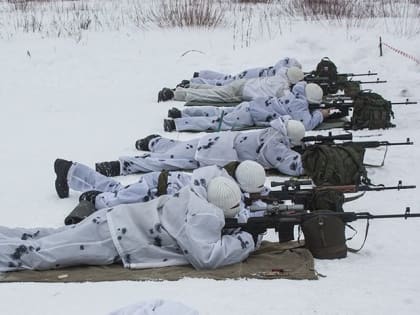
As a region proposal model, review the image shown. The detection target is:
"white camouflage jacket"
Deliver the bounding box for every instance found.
[106,186,255,270]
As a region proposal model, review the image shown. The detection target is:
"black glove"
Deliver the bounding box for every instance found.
[176,80,190,88]
[158,88,174,102]
[79,190,102,205]
[327,111,347,120]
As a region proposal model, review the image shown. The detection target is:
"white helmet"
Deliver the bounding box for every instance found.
[286,120,305,146]
[235,160,266,193]
[286,66,304,84]
[207,176,242,218]
[305,83,323,104]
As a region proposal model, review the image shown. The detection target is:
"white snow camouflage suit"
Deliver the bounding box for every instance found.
[190,57,302,86]
[119,116,304,177]
[0,185,255,272]
[173,67,293,103]
[172,81,323,132]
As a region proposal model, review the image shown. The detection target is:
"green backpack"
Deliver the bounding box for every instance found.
[305,189,345,212]
[301,210,348,259]
[313,57,340,94]
[342,80,361,98]
[315,57,338,82]
[302,144,369,186]
[351,91,395,130]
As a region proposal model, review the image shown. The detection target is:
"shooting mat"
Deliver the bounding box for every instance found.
[0,241,317,283]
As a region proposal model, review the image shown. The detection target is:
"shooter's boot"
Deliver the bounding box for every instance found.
[135,134,161,151]
[168,107,182,119]
[54,158,73,198]
[95,161,121,177]
[163,119,176,132]
[157,88,174,102]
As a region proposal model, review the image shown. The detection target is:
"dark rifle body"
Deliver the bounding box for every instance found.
[309,99,417,112]
[292,139,413,155]
[338,72,378,77]
[289,133,413,155]
[298,132,413,149]
[224,208,420,243]
[247,181,415,206]
[305,74,386,85]
[304,71,378,78]
[304,75,386,90]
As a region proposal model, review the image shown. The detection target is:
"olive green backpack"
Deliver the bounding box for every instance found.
[351,91,395,130]
[301,210,348,259]
[302,144,369,186]
[315,57,338,81]
[342,80,361,98]
[314,57,339,94]
[305,189,345,212]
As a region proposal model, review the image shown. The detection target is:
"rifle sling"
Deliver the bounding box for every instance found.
[343,192,365,203]
[347,219,371,253]
[157,170,169,196]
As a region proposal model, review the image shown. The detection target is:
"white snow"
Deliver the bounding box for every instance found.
[0,8,420,315]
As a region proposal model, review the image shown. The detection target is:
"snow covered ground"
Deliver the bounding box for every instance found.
[0,5,420,314]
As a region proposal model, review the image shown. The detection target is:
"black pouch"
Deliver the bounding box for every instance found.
[301,210,347,259]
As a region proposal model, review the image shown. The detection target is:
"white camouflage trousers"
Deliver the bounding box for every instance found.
[68,163,191,209]
[119,137,204,175]
[173,81,245,103]
[0,208,118,272]
[174,103,254,132]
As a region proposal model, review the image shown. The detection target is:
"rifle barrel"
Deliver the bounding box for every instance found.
[316,184,417,193]
[360,80,387,84]
[391,102,418,105]
[358,184,417,191]
[356,212,420,220]
[345,138,413,148]
[379,140,413,146]
[269,183,416,193]
[340,72,378,77]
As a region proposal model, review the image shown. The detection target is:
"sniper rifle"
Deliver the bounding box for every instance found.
[336,71,378,78]
[309,98,417,117]
[304,74,387,95]
[291,132,413,166]
[304,70,379,78]
[246,180,416,207]
[224,207,420,243]
[298,132,413,148]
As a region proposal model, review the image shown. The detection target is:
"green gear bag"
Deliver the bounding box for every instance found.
[302,144,368,186]
[301,210,348,259]
[315,57,338,82]
[342,80,361,98]
[305,189,345,212]
[222,161,240,178]
[351,91,395,130]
